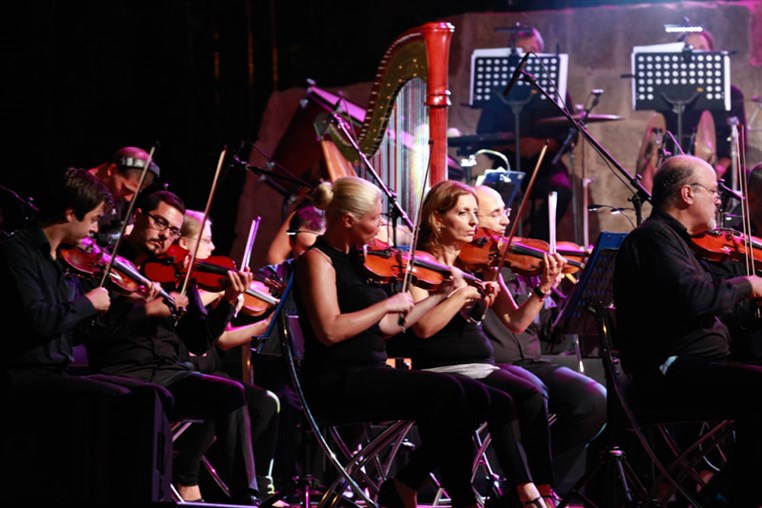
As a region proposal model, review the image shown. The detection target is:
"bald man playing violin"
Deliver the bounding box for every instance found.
[81,189,264,506]
[474,185,607,496]
[614,155,762,507]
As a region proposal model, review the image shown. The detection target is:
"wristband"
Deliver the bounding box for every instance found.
[532,286,551,300]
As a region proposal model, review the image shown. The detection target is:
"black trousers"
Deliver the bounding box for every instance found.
[502,360,607,488]
[166,372,258,497]
[305,365,530,507]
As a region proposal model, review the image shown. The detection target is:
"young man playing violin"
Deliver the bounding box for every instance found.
[614,154,762,507]
[0,168,175,502]
[81,189,264,506]
[407,179,566,508]
[474,185,607,497]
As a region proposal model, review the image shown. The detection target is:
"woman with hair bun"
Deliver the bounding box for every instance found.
[295,176,509,508]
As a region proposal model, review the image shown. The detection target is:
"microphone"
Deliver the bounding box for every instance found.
[718,179,744,202]
[502,52,531,97]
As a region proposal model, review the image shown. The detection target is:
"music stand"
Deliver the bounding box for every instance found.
[552,231,627,360]
[478,169,525,209]
[470,49,568,175]
[631,43,731,150]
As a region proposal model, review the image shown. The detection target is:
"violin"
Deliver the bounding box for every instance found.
[240,279,280,317]
[144,244,235,291]
[60,237,176,307]
[690,228,762,269]
[458,227,588,276]
[143,244,279,315]
[360,238,484,291]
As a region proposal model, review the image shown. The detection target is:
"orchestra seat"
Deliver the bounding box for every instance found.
[262,284,415,508]
[559,305,734,508]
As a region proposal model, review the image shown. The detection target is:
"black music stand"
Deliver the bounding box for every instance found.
[631,44,731,151]
[552,231,627,359]
[470,49,568,175]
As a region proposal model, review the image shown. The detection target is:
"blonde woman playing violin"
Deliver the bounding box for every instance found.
[408,180,566,508]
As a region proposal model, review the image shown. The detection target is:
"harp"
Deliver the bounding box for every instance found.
[312,22,455,241]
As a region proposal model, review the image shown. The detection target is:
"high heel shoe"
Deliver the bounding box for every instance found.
[520,498,544,508]
[377,479,404,508]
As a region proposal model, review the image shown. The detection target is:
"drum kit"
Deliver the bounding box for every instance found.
[447,105,725,247]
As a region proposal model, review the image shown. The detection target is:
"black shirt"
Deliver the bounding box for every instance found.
[0,226,97,373]
[82,241,235,385]
[613,209,750,375]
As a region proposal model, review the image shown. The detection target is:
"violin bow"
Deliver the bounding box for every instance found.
[490,141,550,283]
[734,124,756,277]
[463,143,549,324]
[241,216,261,271]
[179,146,228,297]
[98,143,158,289]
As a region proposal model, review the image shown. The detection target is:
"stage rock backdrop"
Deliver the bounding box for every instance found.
[235,1,762,267]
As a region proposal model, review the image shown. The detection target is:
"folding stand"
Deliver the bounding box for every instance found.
[470,48,568,175]
[631,44,731,152]
[549,232,647,508]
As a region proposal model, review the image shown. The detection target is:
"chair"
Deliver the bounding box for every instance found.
[558,304,734,508]
[260,277,415,508]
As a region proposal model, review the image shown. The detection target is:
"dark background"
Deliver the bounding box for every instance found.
[0,0,676,254]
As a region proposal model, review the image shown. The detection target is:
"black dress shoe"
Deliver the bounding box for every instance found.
[377,479,404,508]
[231,490,262,506]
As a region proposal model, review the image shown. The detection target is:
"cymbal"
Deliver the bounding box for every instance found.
[535,113,623,126]
[447,132,515,148]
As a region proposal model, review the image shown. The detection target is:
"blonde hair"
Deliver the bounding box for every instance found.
[312,176,382,222]
[180,209,211,239]
[417,180,477,259]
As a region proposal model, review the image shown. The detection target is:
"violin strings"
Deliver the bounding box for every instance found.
[400,140,433,295]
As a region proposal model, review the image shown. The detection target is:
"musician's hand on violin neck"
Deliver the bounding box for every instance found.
[540,252,566,287]
[85,287,111,313]
[223,268,254,306]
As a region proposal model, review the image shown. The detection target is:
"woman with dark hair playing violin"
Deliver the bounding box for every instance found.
[294,175,508,508]
[81,189,264,505]
[407,180,567,508]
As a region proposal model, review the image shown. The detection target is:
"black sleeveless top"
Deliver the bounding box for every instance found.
[410,310,496,370]
[295,237,389,375]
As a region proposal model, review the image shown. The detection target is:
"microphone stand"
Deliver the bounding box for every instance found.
[520,71,652,225]
[324,112,415,240]
[236,142,316,197]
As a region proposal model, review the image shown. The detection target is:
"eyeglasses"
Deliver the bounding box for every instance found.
[477,208,512,220]
[287,229,321,236]
[146,213,182,239]
[688,183,720,197]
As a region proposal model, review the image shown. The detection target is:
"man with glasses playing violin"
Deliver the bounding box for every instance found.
[474,185,607,497]
[81,189,264,506]
[0,168,175,503]
[614,154,762,507]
